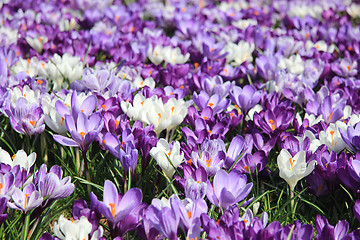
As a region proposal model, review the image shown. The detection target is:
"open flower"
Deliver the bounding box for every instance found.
[277,149,315,191]
[53,215,98,240]
[90,180,142,226]
[149,139,184,178]
[7,183,43,213]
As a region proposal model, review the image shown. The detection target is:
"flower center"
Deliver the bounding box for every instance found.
[108,203,116,218]
[24,193,29,208]
[289,158,295,170]
[244,166,249,172]
[80,132,86,138]
[206,158,212,168]
[268,119,275,131]
[30,121,36,127]
[187,211,192,219]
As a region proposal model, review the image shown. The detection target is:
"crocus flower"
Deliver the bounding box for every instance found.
[315,215,349,240]
[7,183,43,213]
[0,197,7,225]
[0,148,36,173]
[34,164,75,205]
[5,97,45,136]
[90,180,142,227]
[229,85,261,115]
[319,121,346,153]
[149,139,184,178]
[104,131,138,176]
[0,172,15,199]
[206,169,253,209]
[277,149,316,191]
[53,215,103,240]
[340,122,360,152]
[53,112,104,152]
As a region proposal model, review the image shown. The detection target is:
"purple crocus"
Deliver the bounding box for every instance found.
[53,112,104,152]
[206,169,253,209]
[224,135,246,169]
[5,98,45,136]
[104,131,138,176]
[0,197,7,224]
[315,215,349,240]
[34,164,75,205]
[340,122,360,152]
[90,180,142,228]
[193,91,230,115]
[229,85,261,115]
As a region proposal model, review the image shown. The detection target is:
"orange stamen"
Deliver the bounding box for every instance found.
[208,103,214,107]
[24,193,29,208]
[80,132,86,137]
[101,104,106,110]
[167,151,171,157]
[115,120,120,127]
[11,154,16,160]
[103,139,107,145]
[188,159,192,165]
[244,166,249,172]
[187,211,192,219]
[109,203,116,218]
[30,120,36,127]
[289,158,295,170]
[347,65,351,71]
[194,62,199,70]
[206,158,212,168]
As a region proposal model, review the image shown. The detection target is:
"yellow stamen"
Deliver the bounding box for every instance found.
[11,154,16,160]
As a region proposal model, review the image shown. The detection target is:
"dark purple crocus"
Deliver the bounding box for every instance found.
[0,197,7,224]
[229,85,261,115]
[5,98,45,136]
[90,180,142,229]
[53,112,104,152]
[315,215,349,240]
[337,156,360,193]
[206,169,253,209]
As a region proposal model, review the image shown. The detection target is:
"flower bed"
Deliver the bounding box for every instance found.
[0,0,360,239]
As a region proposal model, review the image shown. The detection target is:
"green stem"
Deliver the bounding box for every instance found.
[82,150,91,193]
[21,213,30,240]
[127,167,132,191]
[290,189,294,213]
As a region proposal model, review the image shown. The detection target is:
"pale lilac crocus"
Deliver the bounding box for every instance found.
[206,169,253,209]
[8,183,43,213]
[53,112,104,152]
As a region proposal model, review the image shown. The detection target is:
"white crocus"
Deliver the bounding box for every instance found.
[0,148,36,172]
[319,121,347,153]
[12,57,41,77]
[232,19,257,30]
[277,54,304,75]
[149,139,184,178]
[132,76,155,89]
[245,104,263,121]
[42,94,68,134]
[347,3,360,19]
[277,149,316,191]
[41,53,83,91]
[121,93,153,124]
[53,215,102,240]
[147,45,165,65]
[162,46,190,65]
[305,40,334,53]
[224,41,255,66]
[146,100,171,136]
[295,130,321,153]
[10,85,42,106]
[295,112,323,127]
[25,35,48,53]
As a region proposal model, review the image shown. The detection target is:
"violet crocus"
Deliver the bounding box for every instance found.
[104,131,138,176]
[206,169,253,209]
[0,172,15,199]
[53,111,104,152]
[90,180,142,229]
[229,85,261,115]
[192,90,230,115]
[340,122,360,152]
[34,164,75,205]
[224,135,246,169]
[5,97,45,136]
